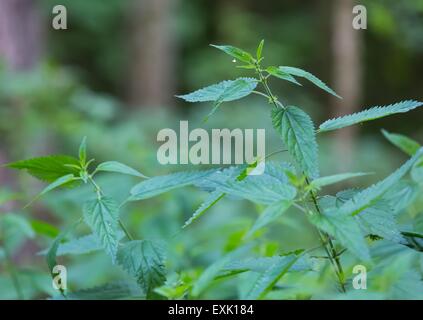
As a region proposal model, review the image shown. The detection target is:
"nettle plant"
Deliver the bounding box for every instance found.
[7,41,423,299]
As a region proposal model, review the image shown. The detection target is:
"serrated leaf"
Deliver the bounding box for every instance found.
[382,130,421,156]
[117,240,166,299]
[279,66,341,98]
[335,190,404,243]
[266,66,302,86]
[216,174,296,205]
[129,170,216,201]
[319,100,423,132]
[83,197,120,262]
[5,155,80,182]
[183,191,224,229]
[310,172,371,190]
[272,106,319,179]
[243,254,300,299]
[95,161,148,178]
[337,149,423,217]
[176,77,257,103]
[309,210,370,261]
[247,200,292,237]
[211,44,255,64]
[79,136,87,165]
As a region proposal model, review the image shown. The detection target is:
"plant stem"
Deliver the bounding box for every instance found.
[255,65,346,293]
[306,179,346,292]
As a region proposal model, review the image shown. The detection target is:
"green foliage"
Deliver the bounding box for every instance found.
[247,200,292,237]
[335,149,423,216]
[382,129,421,156]
[83,197,120,262]
[272,106,319,179]
[309,172,371,190]
[266,66,302,86]
[319,100,423,132]
[117,240,166,299]
[243,254,300,299]
[5,155,80,182]
[129,170,215,201]
[177,78,258,120]
[210,45,256,64]
[6,40,423,300]
[95,161,148,178]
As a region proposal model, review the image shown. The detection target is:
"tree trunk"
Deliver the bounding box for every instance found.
[331,0,363,171]
[0,0,43,71]
[127,0,176,107]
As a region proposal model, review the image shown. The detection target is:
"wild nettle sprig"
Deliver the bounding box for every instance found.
[177,40,423,293]
[5,40,423,299]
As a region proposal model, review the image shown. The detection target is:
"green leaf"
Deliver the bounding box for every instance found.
[31,219,60,238]
[336,190,404,243]
[309,210,370,261]
[266,66,302,86]
[79,136,87,165]
[272,106,319,179]
[256,40,264,60]
[117,240,166,299]
[243,254,300,299]
[309,172,371,190]
[95,161,148,178]
[279,66,341,98]
[176,77,257,103]
[177,77,258,120]
[129,170,215,201]
[40,234,101,256]
[319,100,423,132]
[210,44,255,64]
[192,244,252,297]
[5,155,81,182]
[336,149,423,216]
[40,174,77,196]
[382,129,421,156]
[182,191,224,229]
[216,174,296,205]
[247,200,292,237]
[83,197,120,262]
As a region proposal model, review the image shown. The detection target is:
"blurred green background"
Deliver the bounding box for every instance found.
[0,0,422,299]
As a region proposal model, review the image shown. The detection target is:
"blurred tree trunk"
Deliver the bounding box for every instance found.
[331,0,363,171]
[0,0,43,202]
[128,0,176,107]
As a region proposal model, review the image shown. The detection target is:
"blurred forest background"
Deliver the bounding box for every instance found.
[0,0,422,299]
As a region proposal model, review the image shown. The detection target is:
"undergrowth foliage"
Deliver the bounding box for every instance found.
[5,41,423,299]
